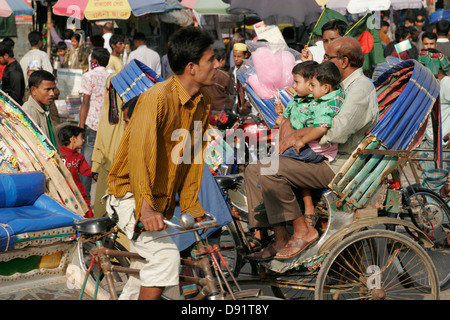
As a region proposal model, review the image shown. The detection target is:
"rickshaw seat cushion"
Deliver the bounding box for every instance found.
[0,172,80,251]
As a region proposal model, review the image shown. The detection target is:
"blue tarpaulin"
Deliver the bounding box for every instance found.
[169,164,233,252]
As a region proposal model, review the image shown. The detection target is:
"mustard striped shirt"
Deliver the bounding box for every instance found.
[107,75,212,222]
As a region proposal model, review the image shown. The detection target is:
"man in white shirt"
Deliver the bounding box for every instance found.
[436,20,450,58]
[19,31,53,86]
[126,32,161,75]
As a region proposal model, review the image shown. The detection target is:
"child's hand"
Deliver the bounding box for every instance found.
[274,101,285,115]
[293,139,305,152]
[275,115,283,126]
[92,172,98,181]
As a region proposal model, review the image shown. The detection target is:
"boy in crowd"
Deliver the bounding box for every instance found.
[58,125,96,218]
[56,42,68,66]
[232,42,252,115]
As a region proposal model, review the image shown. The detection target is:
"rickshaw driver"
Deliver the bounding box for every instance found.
[245,37,379,260]
[106,26,219,300]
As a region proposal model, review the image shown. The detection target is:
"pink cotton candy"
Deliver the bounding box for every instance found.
[276,51,295,89]
[248,74,277,100]
[252,47,283,89]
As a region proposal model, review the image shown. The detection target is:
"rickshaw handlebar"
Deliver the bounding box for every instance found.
[138,212,218,231]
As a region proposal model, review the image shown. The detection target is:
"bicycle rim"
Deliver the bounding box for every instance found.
[219,221,245,278]
[315,229,439,300]
[404,187,450,289]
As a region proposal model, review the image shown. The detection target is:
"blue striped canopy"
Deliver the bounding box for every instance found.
[372,59,440,152]
[110,59,164,103]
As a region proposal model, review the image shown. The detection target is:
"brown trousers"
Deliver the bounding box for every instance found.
[244,156,335,229]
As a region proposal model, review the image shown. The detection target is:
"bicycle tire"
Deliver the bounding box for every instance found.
[219,221,246,278]
[402,186,450,289]
[315,229,440,300]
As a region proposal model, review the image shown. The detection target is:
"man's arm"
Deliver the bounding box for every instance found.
[79,94,90,128]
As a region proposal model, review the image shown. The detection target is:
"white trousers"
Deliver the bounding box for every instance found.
[105,192,180,299]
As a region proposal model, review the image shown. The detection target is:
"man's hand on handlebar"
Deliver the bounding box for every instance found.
[140,199,166,232]
[195,215,207,223]
[440,183,450,198]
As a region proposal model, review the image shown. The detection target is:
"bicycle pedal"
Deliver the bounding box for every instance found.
[232,289,262,299]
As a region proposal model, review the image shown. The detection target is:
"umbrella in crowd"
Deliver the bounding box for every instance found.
[347,0,391,14]
[52,0,165,20]
[325,0,423,14]
[227,0,322,27]
[180,0,230,15]
[390,0,423,10]
[0,0,34,17]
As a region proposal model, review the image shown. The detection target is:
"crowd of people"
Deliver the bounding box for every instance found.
[0,21,165,219]
[0,7,449,300]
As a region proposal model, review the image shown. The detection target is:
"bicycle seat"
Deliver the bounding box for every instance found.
[214,174,243,190]
[73,217,116,235]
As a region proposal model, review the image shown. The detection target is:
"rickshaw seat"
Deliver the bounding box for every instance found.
[73,217,116,235]
[0,172,81,251]
[214,174,243,191]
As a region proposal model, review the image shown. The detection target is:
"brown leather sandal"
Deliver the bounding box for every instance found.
[246,243,278,261]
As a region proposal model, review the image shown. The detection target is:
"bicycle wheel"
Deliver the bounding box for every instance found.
[403,186,450,289]
[219,221,246,278]
[315,229,439,300]
[77,237,131,296]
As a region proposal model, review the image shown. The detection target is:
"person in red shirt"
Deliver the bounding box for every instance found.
[58,125,97,218]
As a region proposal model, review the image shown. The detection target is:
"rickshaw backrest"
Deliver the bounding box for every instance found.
[0,172,45,207]
[328,60,440,210]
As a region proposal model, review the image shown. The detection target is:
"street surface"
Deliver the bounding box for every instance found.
[0,167,448,301]
[0,257,448,300]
